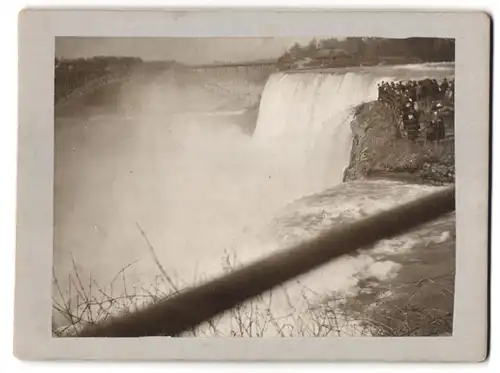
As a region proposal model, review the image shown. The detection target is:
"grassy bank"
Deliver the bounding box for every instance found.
[338,213,455,336]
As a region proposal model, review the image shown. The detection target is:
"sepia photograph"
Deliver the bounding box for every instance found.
[52,36,457,338]
[15,9,489,362]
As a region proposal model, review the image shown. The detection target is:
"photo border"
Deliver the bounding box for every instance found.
[15,8,490,362]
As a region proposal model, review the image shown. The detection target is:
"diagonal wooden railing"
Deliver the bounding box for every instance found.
[68,185,455,338]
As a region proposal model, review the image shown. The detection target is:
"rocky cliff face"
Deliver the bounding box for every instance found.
[343,101,454,185]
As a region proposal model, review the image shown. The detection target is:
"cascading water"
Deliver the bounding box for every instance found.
[252,72,383,195]
[250,63,454,198]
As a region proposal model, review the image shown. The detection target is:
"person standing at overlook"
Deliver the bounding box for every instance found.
[440,78,449,98]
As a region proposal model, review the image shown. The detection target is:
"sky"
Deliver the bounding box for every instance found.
[55,37,318,65]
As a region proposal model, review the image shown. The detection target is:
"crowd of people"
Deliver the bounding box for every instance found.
[377,78,454,143]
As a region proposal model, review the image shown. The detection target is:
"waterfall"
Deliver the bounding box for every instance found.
[253,71,381,194]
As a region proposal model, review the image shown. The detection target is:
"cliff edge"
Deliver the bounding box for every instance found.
[343,100,455,185]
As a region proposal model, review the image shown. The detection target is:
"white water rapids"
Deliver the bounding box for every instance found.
[53,63,455,336]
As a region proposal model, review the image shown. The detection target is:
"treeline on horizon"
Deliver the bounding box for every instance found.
[55,56,186,74]
[277,37,455,69]
[54,56,186,100]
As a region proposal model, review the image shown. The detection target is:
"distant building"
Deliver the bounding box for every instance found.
[285,47,354,70]
[292,57,313,69]
[313,48,351,66]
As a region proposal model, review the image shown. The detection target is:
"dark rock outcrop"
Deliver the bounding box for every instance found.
[343,101,454,185]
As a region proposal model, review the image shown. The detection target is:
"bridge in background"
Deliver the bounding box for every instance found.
[192,61,277,69]
[190,61,277,79]
[55,71,135,110]
[54,62,277,111]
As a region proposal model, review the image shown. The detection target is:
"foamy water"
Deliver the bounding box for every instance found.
[53,64,455,335]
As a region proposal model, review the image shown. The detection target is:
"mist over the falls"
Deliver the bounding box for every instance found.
[53,63,455,333]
